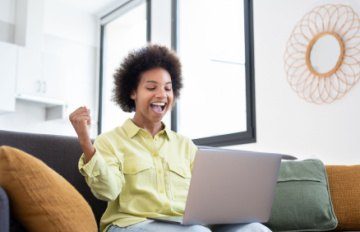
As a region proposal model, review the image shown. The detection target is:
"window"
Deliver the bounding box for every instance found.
[173,0,255,146]
[98,0,255,146]
[99,0,149,133]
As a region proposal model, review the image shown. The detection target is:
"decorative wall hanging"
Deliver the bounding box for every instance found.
[284,4,360,104]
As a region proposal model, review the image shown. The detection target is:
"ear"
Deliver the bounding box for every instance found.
[130,91,136,100]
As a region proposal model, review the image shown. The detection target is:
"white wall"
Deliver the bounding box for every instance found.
[43,0,98,47]
[233,0,360,165]
[0,0,98,137]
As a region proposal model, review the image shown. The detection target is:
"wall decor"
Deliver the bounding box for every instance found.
[284,4,360,104]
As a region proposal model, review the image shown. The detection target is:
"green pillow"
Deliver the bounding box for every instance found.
[266,159,338,232]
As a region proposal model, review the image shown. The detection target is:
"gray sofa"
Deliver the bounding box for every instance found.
[1,130,359,232]
[0,130,106,231]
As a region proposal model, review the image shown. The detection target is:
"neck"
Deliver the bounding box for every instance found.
[132,116,163,137]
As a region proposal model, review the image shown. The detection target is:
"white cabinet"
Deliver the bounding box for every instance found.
[16,47,48,97]
[0,41,18,113]
[42,52,66,100]
[16,47,67,119]
[16,47,65,99]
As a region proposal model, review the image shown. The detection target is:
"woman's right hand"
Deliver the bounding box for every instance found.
[69,106,95,162]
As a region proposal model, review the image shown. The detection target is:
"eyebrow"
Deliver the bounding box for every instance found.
[145,81,172,85]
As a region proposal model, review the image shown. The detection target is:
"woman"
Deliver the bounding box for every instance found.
[70,44,271,232]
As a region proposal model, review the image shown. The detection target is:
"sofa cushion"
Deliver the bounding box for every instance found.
[0,146,97,232]
[266,159,338,232]
[326,165,360,231]
[0,129,106,223]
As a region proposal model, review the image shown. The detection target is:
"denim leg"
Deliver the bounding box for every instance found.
[212,223,272,232]
[107,220,211,232]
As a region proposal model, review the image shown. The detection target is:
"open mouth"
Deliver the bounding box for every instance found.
[150,102,167,113]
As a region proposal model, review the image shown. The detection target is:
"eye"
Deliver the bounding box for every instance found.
[165,84,173,91]
[146,87,156,91]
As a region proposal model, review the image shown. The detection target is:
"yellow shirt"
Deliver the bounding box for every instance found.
[78,119,197,232]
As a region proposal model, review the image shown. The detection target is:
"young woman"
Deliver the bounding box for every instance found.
[70,44,271,232]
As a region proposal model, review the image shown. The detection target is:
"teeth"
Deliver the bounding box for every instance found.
[151,102,166,106]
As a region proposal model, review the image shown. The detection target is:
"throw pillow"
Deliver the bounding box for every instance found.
[0,146,97,232]
[326,165,360,231]
[266,159,338,232]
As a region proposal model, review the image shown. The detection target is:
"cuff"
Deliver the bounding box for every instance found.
[78,152,105,177]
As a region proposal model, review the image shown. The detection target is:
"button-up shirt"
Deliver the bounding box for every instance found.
[78,119,197,232]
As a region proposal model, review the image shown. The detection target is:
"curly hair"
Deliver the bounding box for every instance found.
[112,44,183,112]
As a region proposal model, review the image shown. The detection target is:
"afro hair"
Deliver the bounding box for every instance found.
[112,44,183,112]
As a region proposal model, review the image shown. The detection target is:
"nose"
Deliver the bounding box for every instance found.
[155,88,167,98]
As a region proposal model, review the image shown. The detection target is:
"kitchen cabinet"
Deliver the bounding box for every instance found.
[0,41,18,113]
[15,47,67,120]
[16,47,45,97]
[16,47,66,99]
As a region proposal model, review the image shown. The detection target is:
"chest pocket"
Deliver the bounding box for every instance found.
[168,161,191,202]
[121,157,155,202]
[123,158,153,174]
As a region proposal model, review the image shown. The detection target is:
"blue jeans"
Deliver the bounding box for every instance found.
[106,220,272,232]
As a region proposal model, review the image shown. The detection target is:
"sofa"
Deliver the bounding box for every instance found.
[0,130,106,231]
[0,130,359,232]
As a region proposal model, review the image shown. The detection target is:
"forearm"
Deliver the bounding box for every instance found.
[78,138,95,163]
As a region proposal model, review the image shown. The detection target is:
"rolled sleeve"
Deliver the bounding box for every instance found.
[78,135,125,201]
[78,152,104,178]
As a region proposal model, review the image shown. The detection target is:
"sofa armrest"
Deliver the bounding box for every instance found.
[0,186,9,232]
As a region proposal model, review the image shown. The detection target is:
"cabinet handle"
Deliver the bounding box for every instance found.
[42,81,47,93]
[36,80,42,93]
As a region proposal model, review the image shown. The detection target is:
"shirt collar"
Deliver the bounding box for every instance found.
[123,119,141,138]
[123,118,173,140]
[163,124,173,141]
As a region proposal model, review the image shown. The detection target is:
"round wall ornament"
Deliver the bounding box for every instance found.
[284,4,360,104]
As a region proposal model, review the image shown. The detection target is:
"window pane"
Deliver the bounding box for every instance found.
[177,0,247,139]
[101,2,147,132]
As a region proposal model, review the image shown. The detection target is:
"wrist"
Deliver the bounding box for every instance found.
[78,137,92,147]
[82,145,96,164]
[77,137,95,160]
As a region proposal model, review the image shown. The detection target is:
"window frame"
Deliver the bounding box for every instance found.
[97,0,151,134]
[171,0,256,146]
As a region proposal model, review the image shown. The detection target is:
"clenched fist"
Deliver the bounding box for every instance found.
[69,106,95,162]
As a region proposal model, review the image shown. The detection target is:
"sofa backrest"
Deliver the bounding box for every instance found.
[0,130,106,224]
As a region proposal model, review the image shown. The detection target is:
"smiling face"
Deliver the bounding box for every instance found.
[131,67,174,126]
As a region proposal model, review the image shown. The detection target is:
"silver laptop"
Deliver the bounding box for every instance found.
[148,147,294,225]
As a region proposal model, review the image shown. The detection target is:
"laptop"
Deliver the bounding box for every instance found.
[148,147,295,225]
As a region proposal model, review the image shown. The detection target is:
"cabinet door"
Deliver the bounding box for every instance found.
[16,47,43,96]
[42,52,66,100]
[0,42,17,112]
